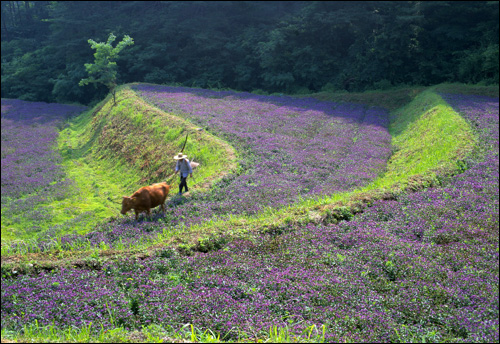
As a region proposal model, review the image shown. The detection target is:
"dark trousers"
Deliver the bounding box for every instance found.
[179,176,188,193]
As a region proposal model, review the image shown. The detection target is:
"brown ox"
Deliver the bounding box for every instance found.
[121,182,171,220]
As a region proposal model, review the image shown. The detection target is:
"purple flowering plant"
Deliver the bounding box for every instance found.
[1,92,498,342]
[1,99,86,241]
[5,85,393,252]
[132,84,392,208]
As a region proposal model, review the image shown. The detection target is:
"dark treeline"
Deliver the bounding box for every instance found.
[1,1,498,105]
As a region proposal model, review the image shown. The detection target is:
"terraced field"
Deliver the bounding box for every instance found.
[1,84,498,342]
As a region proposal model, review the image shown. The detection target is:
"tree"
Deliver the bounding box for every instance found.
[2,2,498,103]
[79,33,134,104]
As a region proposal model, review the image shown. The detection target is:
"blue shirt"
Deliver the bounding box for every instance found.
[175,159,193,178]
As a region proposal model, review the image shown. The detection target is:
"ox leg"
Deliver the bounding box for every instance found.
[135,211,139,221]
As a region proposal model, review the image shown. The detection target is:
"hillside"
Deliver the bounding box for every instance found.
[59,85,237,194]
[1,83,483,260]
[1,84,498,343]
[1,85,237,243]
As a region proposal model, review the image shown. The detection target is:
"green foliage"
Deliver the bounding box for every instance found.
[458,44,499,84]
[1,42,54,102]
[79,33,134,95]
[1,2,498,104]
[2,321,329,343]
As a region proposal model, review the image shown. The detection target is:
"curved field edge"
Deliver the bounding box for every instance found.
[1,86,237,248]
[167,87,477,252]
[0,85,496,343]
[66,85,238,192]
[0,85,478,266]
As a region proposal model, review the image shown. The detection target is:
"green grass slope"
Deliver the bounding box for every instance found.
[15,85,238,240]
[382,87,475,189]
[61,85,237,190]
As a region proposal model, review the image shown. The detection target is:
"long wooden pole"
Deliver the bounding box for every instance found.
[180,133,188,153]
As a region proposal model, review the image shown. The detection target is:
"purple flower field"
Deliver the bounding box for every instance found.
[1,99,86,238]
[133,85,392,208]
[11,85,392,251]
[2,93,498,342]
[1,99,85,199]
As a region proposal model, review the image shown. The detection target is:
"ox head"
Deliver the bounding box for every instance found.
[121,196,135,215]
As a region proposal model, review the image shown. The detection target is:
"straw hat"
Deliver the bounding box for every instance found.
[173,152,188,160]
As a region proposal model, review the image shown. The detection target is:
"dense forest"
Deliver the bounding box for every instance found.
[1,1,499,105]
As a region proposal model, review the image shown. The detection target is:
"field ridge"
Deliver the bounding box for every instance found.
[1,84,478,268]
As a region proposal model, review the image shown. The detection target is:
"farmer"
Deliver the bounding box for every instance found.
[173,152,193,195]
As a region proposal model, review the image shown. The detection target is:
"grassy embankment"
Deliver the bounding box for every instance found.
[59,85,237,225]
[159,85,478,253]
[2,83,491,263]
[0,85,236,249]
[60,85,237,196]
